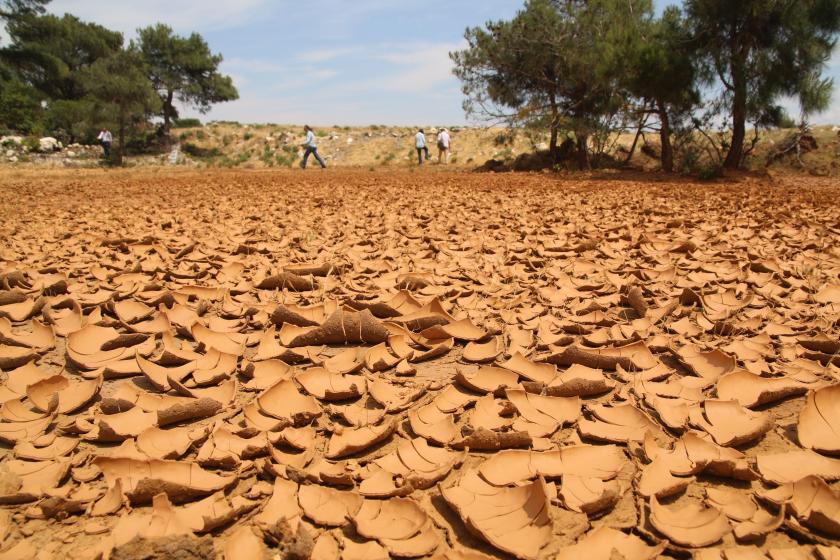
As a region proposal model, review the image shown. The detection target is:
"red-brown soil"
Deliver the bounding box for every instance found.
[0,168,839,559]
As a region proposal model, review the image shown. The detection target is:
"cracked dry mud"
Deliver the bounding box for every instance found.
[0,168,839,560]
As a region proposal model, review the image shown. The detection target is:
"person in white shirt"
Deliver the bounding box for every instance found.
[436,128,451,164]
[300,125,326,169]
[97,129,112,159]
[414,129,429,164]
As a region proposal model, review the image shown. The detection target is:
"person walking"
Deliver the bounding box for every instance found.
[415,129,429,164]
[97,129,112,159]
[300,125,326,169]
[436,128,451,164]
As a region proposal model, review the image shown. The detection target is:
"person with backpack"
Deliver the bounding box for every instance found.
[436,128,451,164]
[300,125,326,169]
[414,129,429,164]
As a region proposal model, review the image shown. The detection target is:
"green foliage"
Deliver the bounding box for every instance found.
[195,129,206,140]
[0,78,43,133]
[686,0,840,168]
[173,117,201,127]
[243,131,253,141]
[136,23,238,130]
[182,142,220,158]
[81,49,160,163]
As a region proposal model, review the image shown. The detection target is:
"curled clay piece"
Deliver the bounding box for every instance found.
[13,437,78,461]
[136,426,194,460]
[282,309,389,347]
[500,352,556,384]
[257,379,322,426]
[788,475,840,537]
[270,302,324,327]
[455,366,519,394]
[643,431,755,481]
[84,407,158,442]
[553,526,664,560]
[0,345,36,370]
[505,388,580,438]
[1,459,69,502]
[2,360,53,397]
[353,497,441,557]
[441,470,553,560]
[673,345,736,381]
[733,507,785,542]
[544,341,659,371]
[256,271,317,291]
[196,428,267,468]
[179,491,259,533]
[366,342,400,372]
[255,477,301,530]
[644,395,691,431]
[688,399,772,447]
[269,426,316,451]
[1,397,51,422]
[242,359,295,391]
[325,418,396,459]
[92,457,236,504]
[297,484,362,527]
[191,323,246,356]
[420,318,487,342]
[324,347,366,374]
[369,378,426,412]
[478,445,625,486]
[560,474,622,514]
[578,403,661,443]
[462,337,504,363]
[450,426,532,451]
[90,479,123,516]
[433,385,480,413]
[26,374,101,414]
[368,437,464,490]
[756,450,840,485]
[649,496,731,547]
[0,317,54,350]
[798,385,840,455]
[409,403,458,444]
[637,456,693,498]
[545,364,615,397]
[331,399,387,428]
[224,526,269,560]
[716,370,812,408]
[469,395,514,431]
[705,487,758,521]
[136,352,193,391]
[295,367,367,401]
[341,538,390,560]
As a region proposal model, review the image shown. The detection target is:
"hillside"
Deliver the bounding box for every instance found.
[2,122,839,176]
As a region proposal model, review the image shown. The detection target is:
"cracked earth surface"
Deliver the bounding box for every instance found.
[0,169,839,560]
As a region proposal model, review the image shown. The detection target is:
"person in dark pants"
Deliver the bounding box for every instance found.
[415,129,429,164]
[300,125,326,169]
[97,129,112,159]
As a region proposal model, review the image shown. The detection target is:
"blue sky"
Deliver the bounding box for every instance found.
[44,0,840,126]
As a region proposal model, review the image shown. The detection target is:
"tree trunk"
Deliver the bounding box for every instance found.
[549,94,559,165]
[658,100,674,173]
[116,108,125,165]
[163,90,174,133]
[576,132,590,170]
[724,21,747,170]
[624,110,648,166]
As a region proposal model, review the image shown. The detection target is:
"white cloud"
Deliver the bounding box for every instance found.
[47,0,270,36]
[297,47,362,63]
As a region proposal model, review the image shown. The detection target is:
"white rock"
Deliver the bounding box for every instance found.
[66,151,76,157]
[8,155,17,163]
[5,149,15,157]
[39,137,59,152]
[1,135,22,146]
[347,138,354,144]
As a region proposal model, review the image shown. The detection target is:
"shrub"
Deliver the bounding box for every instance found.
[195,130,206,140]
[243,132,253,141]
[182,142,221,158]
[173,118,202,128]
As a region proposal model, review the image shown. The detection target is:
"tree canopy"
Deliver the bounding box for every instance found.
[452,0,840,171]
[136,23,238,131]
